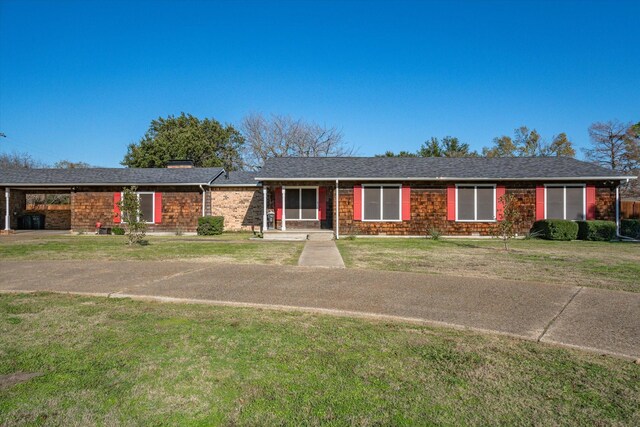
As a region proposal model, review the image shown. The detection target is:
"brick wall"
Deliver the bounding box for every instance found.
[24,205,71,230]
[70,187,203,232]
[210,187,263,231]
[336,181,618,236]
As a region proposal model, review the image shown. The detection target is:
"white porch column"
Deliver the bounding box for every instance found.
[262,186,267,231]
[281,186,286,231]
[335,179,339,240]
[4,187,10,231]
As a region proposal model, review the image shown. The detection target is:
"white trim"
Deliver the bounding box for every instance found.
[335,179,339,239]
[454,184,497,222]
[262,186,267,231]
[4,187,10,231]
[361,184,402,222]
[120,191,156,224]
[0,182,218,187]
[281,187,286,230]
[543,184,586,220]
[199,185,206,217]
[255,176,636,182]
[282,186,319,221]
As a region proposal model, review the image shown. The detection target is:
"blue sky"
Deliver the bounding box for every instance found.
[1,0,638,167]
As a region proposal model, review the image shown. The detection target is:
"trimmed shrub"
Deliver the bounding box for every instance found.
[197,216,224,235]
[530,220,578,241]
[576,220,617,241]
[620,219,640,239]
[112,227,125,235]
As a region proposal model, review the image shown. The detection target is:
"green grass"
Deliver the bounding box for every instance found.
[1,293,638,426]
[0,233,304,265]
[337,238,640,292]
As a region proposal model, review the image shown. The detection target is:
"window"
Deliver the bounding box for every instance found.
[456,185,495,221]
[284,188,317,220]
[545,185,585,220]
[363,185,401,221]
[121,192,155,224]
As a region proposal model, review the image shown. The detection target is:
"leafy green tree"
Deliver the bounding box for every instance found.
[117,186,147,245]
[375,150,418,157]
[483,126,575,158]
[417,138,443,157]
[483,135,517,157]
[420,136,477,157]
[546,133,576,157]
[123,113,244,169]
[514,127,542,156]
[379,136,477,158]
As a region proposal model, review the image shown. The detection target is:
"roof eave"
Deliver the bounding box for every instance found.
[0,182,214,187]
[255,176,636,181]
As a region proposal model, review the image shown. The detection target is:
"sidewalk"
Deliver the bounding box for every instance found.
[1,260,638,360]
[298,240,345,268]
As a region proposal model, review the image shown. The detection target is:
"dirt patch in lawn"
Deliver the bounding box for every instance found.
[0,372,43,390]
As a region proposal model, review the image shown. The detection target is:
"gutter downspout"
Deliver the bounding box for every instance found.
[616,179,638,241]
[199,185,206,217]
[335,179,339,240]
[616,184,620,237]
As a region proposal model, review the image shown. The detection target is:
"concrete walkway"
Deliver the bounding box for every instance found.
[298,240,345,268]
[0,260,638,360]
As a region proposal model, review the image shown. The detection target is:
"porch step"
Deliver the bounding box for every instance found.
[263,230,335,241]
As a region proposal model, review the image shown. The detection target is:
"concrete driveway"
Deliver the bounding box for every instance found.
[1,260,638,360]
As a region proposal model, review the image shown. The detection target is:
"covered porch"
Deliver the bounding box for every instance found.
[2,187,72,233]
[260,182,337,234]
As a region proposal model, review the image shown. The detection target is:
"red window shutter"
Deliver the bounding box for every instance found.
[535,185,545,220]
[318,187,327,220]
[495,185,506,220]
[275,187,282,220]
[353,185,362,220]
[586,184,596,220]
[446,185,456,221]
[113,192,121,223]
[402,186,411,220]
[154,192,162,223]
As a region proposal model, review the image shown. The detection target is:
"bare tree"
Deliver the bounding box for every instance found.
[585,120,633,171]
[241,113,354,169]
[0,152,46,169]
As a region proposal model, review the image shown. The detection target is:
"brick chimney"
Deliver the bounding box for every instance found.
[167,160,194,168]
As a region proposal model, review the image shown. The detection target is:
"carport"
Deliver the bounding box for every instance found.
[2,186,72,232]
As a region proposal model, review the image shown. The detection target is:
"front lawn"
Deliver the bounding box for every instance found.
[0,233,303,265]
[337,238,640,292]
[1,293,638,425]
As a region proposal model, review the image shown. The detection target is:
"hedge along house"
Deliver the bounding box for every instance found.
[256,157,636,238]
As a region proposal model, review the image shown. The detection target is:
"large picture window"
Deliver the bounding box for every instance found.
[545,185,585,220]
[121,192,155,224]
[456,185,495,221]
[285,188,317,220]
[363,185,401,221]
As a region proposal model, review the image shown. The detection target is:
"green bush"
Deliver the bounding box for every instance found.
[112,227,125,235]
[620,219,640,239]
[530,220,578,241]
[576,220,617,241]
[197,216,224,235]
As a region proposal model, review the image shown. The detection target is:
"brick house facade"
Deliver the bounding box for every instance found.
[1,158,633,236]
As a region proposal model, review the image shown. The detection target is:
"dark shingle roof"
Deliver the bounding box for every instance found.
[0,167,224,186]
[210,171,259,187]
[256,157,635,181]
